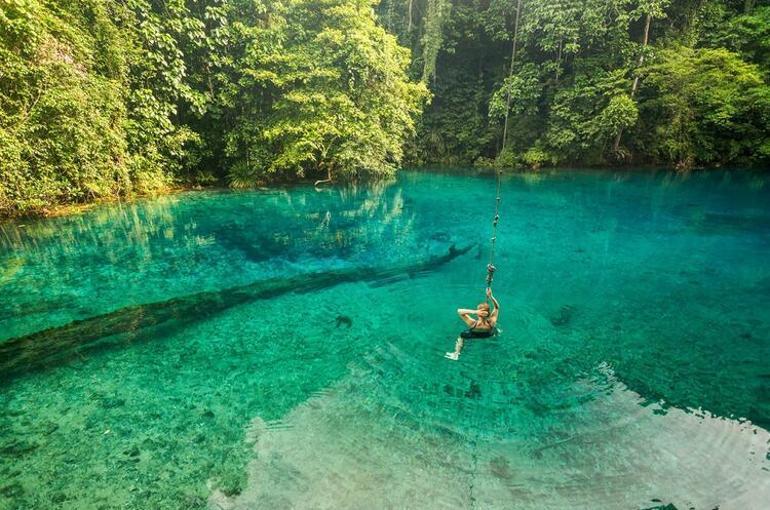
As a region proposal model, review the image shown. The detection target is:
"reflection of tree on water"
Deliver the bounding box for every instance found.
[314,179,414,259]
[0,197,185,333]
[0,179,413,277]
[0,256,25,284]
[0,196,184,290]
[0,181,430,340]
[205,179,415,265]
[0,195,180,255]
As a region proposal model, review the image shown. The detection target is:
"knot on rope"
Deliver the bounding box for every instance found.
[486,264,496,285]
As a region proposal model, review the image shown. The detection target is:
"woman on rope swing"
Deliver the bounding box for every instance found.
[445,286,500,360]
[447,164,504,361]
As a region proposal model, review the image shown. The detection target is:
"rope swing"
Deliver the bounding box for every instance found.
[486,168,502,288]
[485,0,520,289]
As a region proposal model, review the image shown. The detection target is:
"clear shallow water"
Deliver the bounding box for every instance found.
[0,169,769,509]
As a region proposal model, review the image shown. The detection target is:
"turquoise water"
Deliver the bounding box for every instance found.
[1,169,769,509]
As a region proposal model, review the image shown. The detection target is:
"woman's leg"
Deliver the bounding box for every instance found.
[445,335,465,360]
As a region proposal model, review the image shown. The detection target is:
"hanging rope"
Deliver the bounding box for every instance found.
[486,168,502,288]
[485,1,519,289]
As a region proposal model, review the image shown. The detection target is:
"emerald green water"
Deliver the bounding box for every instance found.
[1,169,768,509]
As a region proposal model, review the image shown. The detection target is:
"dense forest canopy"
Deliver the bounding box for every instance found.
[0,0,427,213]
[378,0,770,169]
[1,0,769,215]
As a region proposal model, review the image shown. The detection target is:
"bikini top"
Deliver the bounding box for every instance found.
[471,318,492,331]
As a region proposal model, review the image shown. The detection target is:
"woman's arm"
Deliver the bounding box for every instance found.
[457,308,477,327]
[486,288,500,322]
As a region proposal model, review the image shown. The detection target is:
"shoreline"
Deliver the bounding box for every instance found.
[2,165,768,222]
[0,184,211,222]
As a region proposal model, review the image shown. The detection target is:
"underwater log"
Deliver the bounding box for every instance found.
[0,244,473,382]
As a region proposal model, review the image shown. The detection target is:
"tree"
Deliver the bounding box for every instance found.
[218,0,428,186]
[501,0,523,151]
[0,0,208,214]
[638,46,770,168]
[1,1,131,212]
[612,0,669,155]
[0,0,426,213]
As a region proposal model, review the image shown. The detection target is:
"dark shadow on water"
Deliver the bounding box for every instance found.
[0,245,473,384]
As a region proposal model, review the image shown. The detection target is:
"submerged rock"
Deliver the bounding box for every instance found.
[550,305,575,327]
[40,422,59,436]
[465,381,482,399]
[335,315,353,328]
[100,397,126,409]
[488,456,512,480]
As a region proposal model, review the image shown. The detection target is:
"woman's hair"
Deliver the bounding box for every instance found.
[477,302,490,316]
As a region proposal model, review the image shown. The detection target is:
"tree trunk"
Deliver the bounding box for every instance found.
[613,13,651,155]
[408,0,413,32]
[501,0,522,152]
[314,164,333,187]
[631,14,651,96]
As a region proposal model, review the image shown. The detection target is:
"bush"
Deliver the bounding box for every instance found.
[473,156,495,169]
[494,148,519,170]
[522,147,553,170]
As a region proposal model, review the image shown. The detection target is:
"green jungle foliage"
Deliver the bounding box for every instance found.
[379,0,770,169]
[0,0,426,214]
[0,0,201,213]
[1,0,769,214]
[209,0,428,187]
